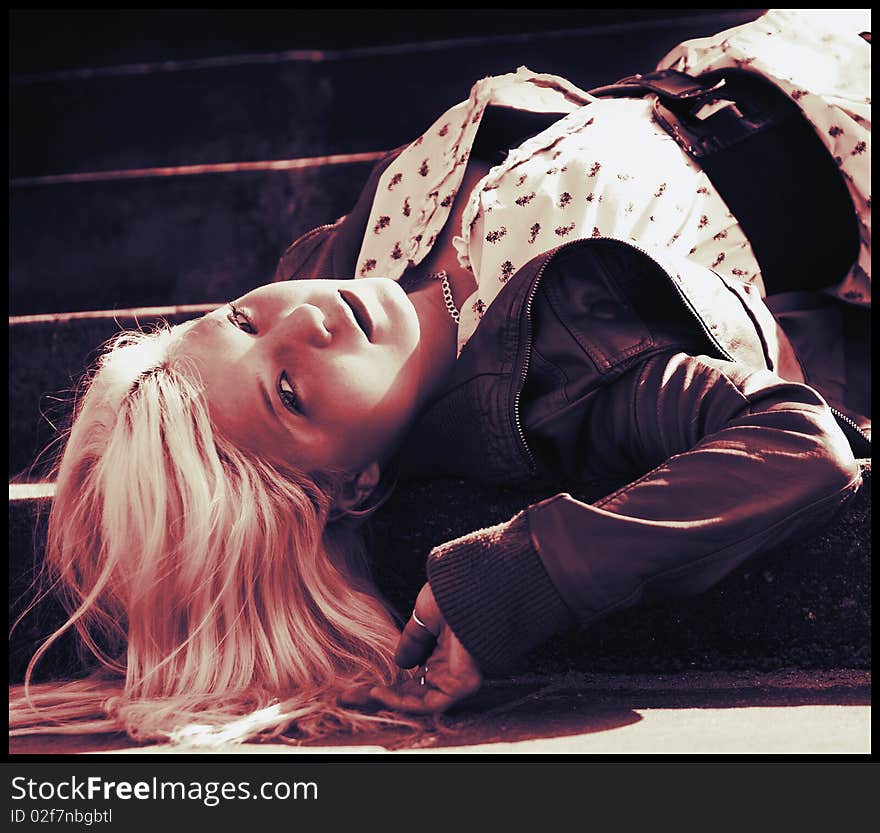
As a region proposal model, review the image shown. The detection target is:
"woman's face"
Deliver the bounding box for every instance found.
[174,278,424,473]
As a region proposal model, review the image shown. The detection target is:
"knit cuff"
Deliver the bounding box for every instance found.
[426,510,575,675]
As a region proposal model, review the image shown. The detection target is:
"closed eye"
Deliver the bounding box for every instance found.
[227,302,256,334]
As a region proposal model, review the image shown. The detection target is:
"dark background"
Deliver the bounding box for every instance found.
[10,9,755,72]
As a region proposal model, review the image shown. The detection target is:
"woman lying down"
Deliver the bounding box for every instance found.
[10,9,870,745]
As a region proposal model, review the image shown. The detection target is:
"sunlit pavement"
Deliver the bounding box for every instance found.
[92,705,869,756]
[11,670,869,756]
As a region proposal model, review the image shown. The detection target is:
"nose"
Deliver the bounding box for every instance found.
[278,303,332,348]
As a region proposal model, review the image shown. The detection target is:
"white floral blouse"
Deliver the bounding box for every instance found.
[658,8,871,308]
[355,10,871,354]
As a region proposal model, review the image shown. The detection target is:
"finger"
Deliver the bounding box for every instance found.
[368,664,472,713]
[394,617,437,669]
[413,583,442,631]
[421,688,460,713]
[368,684,430,714]
[343,672,427,712]
[337,681,389,707]
[368,683,461,715]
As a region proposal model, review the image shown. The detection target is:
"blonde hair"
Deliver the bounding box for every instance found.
[10,323,414,746]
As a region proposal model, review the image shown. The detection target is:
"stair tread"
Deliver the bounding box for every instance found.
[11,12,761,178]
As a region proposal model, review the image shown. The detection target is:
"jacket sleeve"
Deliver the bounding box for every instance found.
[426,350,861,675]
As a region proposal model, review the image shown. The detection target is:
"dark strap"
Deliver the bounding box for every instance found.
[589,69,860,296]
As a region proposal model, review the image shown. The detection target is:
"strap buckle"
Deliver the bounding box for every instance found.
[589,68,794,160]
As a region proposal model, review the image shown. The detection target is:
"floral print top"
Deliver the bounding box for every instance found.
[356,10,870,353]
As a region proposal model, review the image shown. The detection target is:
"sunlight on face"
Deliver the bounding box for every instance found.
[173,278,425,473]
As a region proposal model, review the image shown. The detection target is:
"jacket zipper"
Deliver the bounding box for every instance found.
[513,277,541,473]
[513,239,587,473]
[512,236,870,468]
[827,406,872,452]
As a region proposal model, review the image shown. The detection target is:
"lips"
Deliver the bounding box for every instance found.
[338,289,373,341]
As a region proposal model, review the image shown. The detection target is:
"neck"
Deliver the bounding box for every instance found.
[397,154,486,412]
[407,270,472,411]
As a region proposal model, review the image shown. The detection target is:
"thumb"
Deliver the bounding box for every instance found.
[394,611,438,669]
[395,583,442,668]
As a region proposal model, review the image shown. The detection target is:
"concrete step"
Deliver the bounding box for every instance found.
[11,11,760,178]
[10,10,762,318]
[8,461,871,683]
[10,11,763,318]
[10,160,372,316]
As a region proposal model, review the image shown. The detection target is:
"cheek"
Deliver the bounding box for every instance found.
[325,352,408,407]
[328,358,416,431]
[323,360,385,410]
[306,369,383,449]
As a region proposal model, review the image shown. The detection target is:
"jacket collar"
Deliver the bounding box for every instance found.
[397,236,777,484]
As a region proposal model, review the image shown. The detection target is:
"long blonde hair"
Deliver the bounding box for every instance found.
[10,323,413,746]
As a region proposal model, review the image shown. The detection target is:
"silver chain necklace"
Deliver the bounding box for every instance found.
[432,269,460,324]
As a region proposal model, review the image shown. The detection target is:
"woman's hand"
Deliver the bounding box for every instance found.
[341,582,483,714]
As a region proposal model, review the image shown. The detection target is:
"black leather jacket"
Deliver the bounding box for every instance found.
[275,153,865,675]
